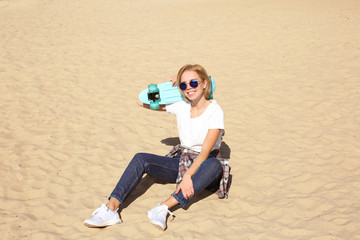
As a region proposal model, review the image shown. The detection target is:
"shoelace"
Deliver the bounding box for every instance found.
[92,204,111,215]
[158,207,175,221]
[92,204,119,216]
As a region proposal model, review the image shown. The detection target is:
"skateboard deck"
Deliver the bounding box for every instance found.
[138,77,216,109]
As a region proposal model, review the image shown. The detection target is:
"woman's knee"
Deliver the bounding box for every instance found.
[204,158,222,174]
[131,153,160,173]
[130,153,148,167]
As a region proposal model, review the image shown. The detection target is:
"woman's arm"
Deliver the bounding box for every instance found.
[185,129,221,176]
[175,128,222,199]
[136,99,167,111]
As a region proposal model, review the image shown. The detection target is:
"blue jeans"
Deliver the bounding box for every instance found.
[109,152,223,208]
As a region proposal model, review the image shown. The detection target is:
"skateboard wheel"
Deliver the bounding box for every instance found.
[148,84,158,93]
[150,101,159,110]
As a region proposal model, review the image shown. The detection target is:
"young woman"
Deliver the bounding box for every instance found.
[84,64,230,231]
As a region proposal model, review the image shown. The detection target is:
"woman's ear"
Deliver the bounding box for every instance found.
[203,79,208,89]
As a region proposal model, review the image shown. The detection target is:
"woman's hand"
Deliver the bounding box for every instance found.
[175,173,194,199]
[169,75,177,86]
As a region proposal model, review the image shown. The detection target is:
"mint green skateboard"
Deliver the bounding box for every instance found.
[138,77,216,110]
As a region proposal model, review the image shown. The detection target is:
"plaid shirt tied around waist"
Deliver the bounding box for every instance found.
[165,144,231,199]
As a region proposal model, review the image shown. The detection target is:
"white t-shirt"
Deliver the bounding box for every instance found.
[166,100,224,153]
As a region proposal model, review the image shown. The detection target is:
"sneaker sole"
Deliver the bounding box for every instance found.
[150,222,166,231]
[83,220,121,228]
[84,222,108,228]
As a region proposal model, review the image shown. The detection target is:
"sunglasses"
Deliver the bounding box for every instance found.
[179,80,201,90]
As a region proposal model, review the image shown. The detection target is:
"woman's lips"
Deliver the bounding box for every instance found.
[186,90,196,97]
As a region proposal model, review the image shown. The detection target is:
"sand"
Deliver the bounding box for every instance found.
[1,0,359,239]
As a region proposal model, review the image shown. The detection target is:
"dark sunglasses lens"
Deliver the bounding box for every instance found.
[189,80,199,88]
[179,83,187,90]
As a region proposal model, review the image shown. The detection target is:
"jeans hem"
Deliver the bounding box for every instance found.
[108,194,123,206]
[171,192,186,208]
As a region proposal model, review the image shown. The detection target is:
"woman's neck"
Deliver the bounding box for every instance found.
[190,97,211,118]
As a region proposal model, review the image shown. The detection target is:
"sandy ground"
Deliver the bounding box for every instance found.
[1,0,360,239]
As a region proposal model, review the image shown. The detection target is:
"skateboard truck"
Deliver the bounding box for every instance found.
[147,92,160,101]
[147,84,160,110]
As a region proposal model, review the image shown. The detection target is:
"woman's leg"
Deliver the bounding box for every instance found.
[146,158,222,231]
[108,152,180,209]
[171,158,222,208]
[84,153,180,228]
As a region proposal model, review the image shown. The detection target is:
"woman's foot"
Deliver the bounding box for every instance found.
[84,204,122,228]
[147,204,174,231]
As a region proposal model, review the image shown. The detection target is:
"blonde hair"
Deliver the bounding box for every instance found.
[176,64,211,101]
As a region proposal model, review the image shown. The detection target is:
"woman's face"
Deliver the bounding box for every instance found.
[180,70,207,102]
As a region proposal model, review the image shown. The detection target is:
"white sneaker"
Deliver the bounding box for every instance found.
[84,204,122,228]
[147,204,174,231]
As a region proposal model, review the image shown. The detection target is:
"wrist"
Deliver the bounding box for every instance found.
[184,172,192,178]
